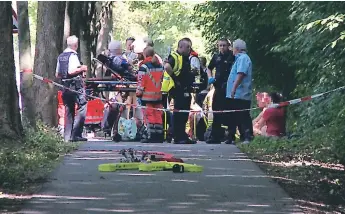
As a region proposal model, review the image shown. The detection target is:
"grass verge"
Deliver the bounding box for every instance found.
[0,122,80,212]
[238,132,345,214]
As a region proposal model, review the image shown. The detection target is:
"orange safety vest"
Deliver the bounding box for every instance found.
[137,57,164,102]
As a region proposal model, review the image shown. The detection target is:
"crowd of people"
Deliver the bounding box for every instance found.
[56,35,286,143]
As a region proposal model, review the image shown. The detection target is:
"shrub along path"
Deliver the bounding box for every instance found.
[240,136,345,213]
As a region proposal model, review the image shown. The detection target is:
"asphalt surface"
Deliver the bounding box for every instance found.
[19,140,303,214]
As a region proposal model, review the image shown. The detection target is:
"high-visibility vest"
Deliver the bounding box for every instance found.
[138,62,164,102]
[161,51,183,93]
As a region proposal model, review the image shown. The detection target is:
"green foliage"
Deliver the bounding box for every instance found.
[239,133,345,211]
[240,122,345,165]
[113,1,209,59]
[194,2,345,134]
[193,2,295,97]
[270,2,345,134]
[0,122,77,192]
[194,4,345,208]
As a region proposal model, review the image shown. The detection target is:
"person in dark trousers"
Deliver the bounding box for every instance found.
[55,35,88,142]
[206,38,235,144]
[164,38,196,144]
[226,39,254,144]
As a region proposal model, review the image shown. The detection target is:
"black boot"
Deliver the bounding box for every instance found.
[112,133,122,142]
[146,123,155,143]
[140,126,149,143]
[140,132,150,143]
[153,124,164,143]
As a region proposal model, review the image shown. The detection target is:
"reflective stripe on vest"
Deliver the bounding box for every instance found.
[171,52,182,76]
[142,91,162,101]
[141,64,162,89]
[141,63,163,102]
[161,71,175,93]
[161,51,182,93]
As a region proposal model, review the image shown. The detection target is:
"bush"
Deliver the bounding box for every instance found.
[239,127,345,212]
[240,122,345,165]
[0,122,78,192]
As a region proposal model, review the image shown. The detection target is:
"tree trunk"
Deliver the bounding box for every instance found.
[33,1,65,127]
[80,33,91,77]
[17,1,36,128]
[96,2,112,57]
[0,2,24,140]
[69,2,81,41]
[63,1,71,50]
[91,1,112,78]
[79,2,96,78]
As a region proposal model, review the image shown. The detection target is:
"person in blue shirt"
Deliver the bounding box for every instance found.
[226,39,254,144]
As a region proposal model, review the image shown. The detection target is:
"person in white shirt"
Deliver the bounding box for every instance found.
[123,37,137,65]
[56,35,88,142]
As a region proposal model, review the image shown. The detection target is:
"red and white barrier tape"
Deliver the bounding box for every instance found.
[33,74,108,102]
[33,74,345,113]
[267,86,345,108]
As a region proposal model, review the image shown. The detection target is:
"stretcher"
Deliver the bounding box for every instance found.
[88,56,137,97]
[91,57,136,81]
[85,78,137,100]
[86,57,140,141]
[57,55,140,137]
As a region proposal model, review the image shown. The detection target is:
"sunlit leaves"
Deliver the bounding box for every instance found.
[194,1,345,141]
[115,1,207,58]
[194,1,295,96]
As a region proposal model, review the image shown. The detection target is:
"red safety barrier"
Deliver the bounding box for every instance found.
[57,91,104,127]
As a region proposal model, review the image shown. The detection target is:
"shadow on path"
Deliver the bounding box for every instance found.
[16,141,303,214]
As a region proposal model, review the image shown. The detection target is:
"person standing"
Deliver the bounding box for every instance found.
[123,37,137,65]
[55,35,88,142]
[226,39,253,144]
[163,38,196,144]
[206,38,235,144]
[136,46,164,143]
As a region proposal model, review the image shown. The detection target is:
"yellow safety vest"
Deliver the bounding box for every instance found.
[161,51,183,93]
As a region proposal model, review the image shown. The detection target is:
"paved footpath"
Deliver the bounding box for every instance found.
[19,140,303,214]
